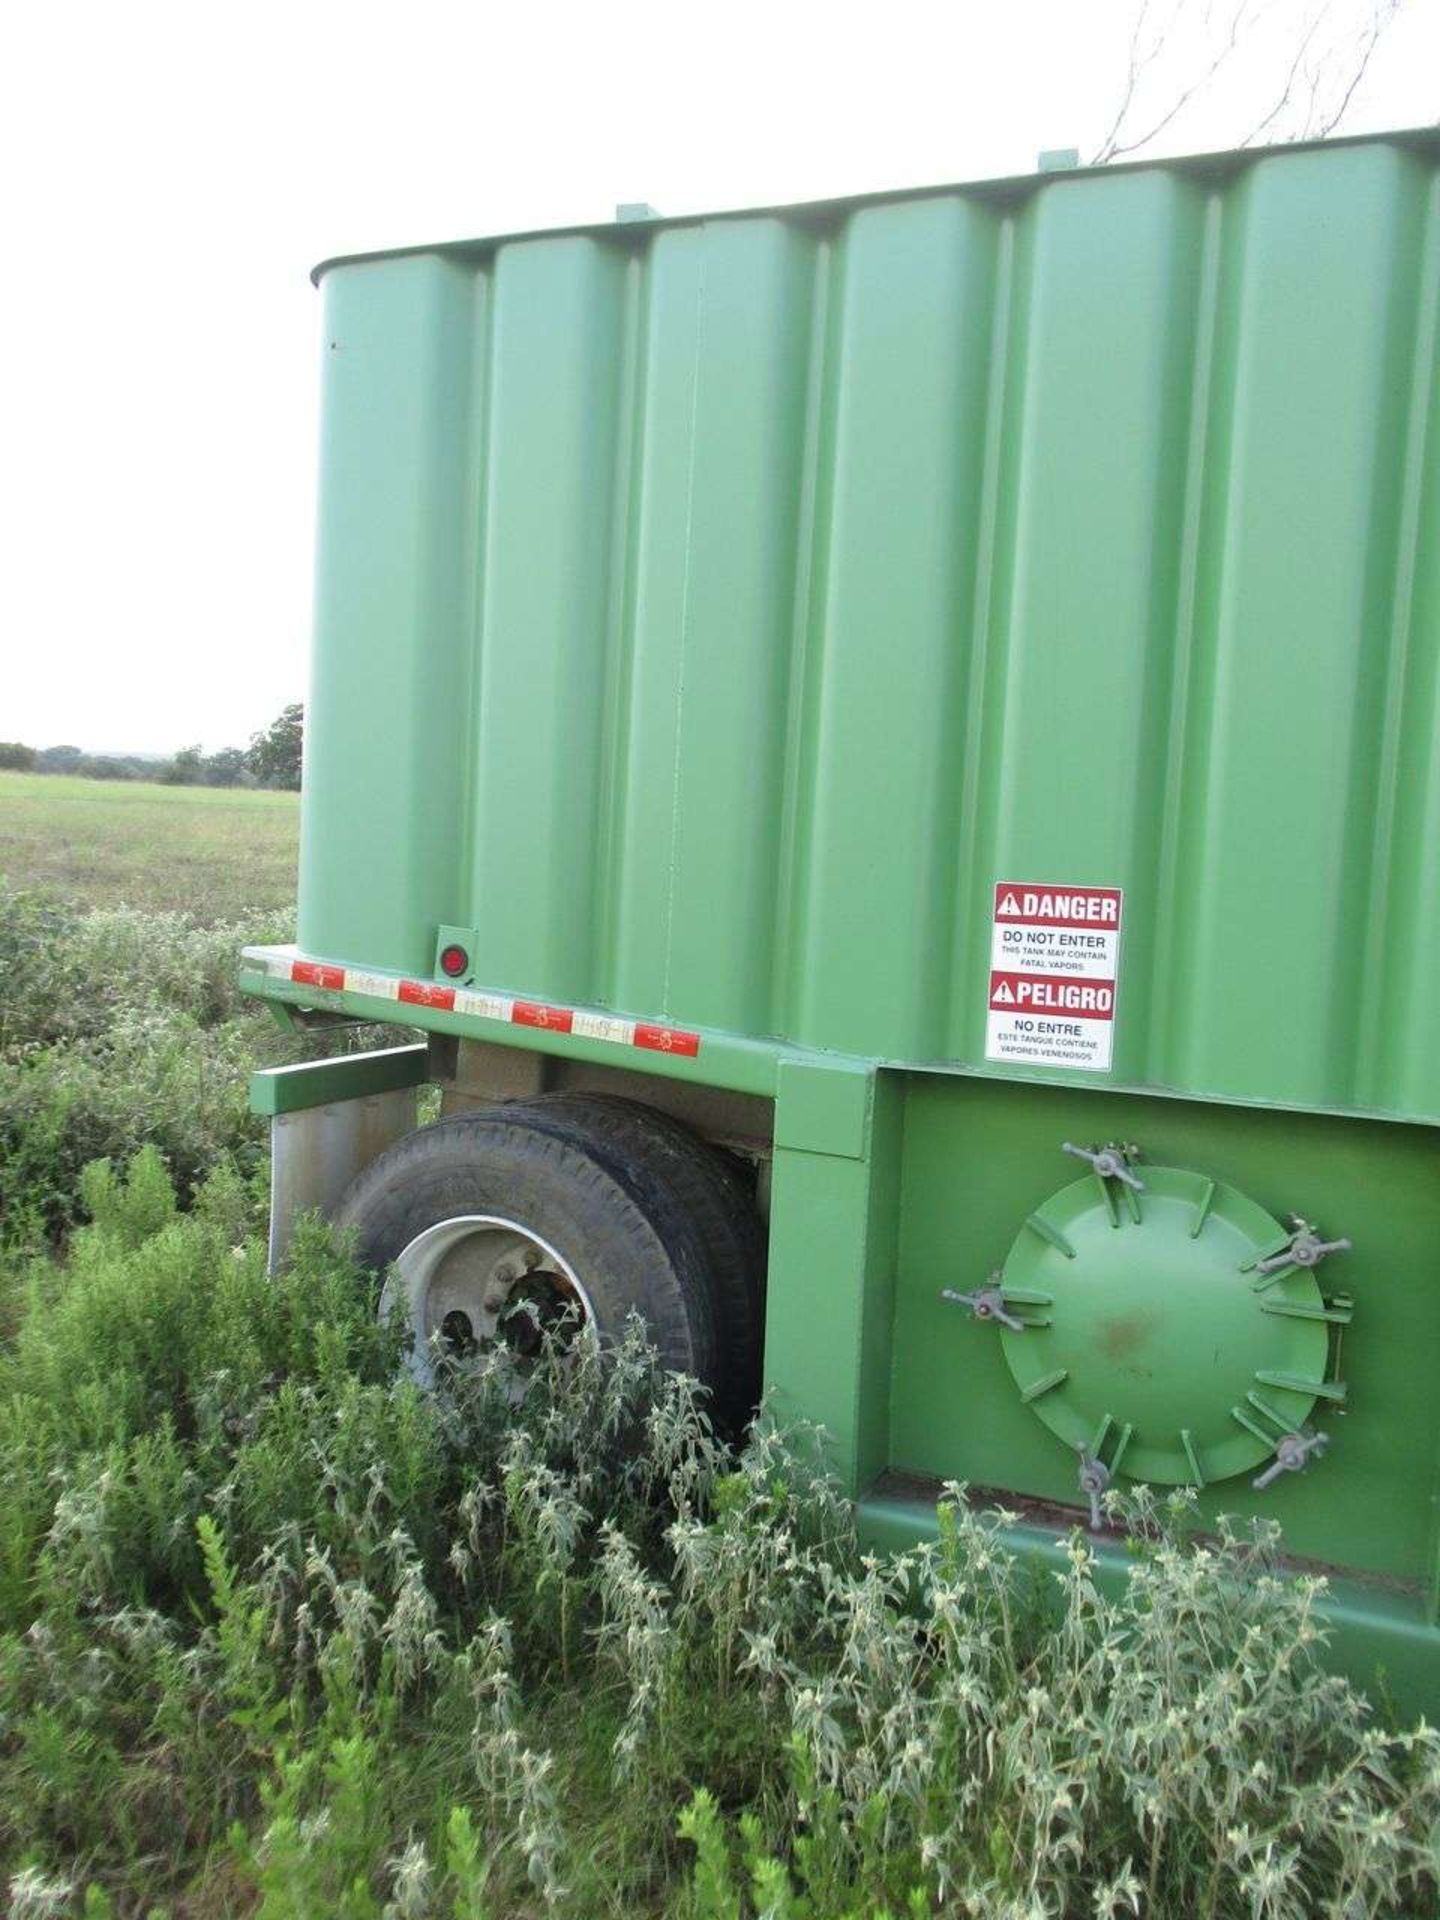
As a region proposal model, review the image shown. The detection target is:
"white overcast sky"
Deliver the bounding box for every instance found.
[2,0,1435,754]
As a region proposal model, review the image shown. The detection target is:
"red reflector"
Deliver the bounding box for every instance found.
[635,1023,700,1057]
[291,960,345,991]
[398,980,456,1011]
[439,943,469,978]
[513,1001,574,1033]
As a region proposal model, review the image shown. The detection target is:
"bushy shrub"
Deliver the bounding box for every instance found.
[2,1152,1437,1918]
[0,883,419,1246]
[0,884,288,1244]
[0,884,306,1244]
[0,885,266,1052]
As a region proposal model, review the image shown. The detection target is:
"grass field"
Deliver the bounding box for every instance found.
[0,771,298,923]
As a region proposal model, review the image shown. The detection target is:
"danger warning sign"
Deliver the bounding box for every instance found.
[986,881,1122,1073]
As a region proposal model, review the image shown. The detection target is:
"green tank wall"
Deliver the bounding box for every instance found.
[748,1059,1440,1711]
[299,130,1440,1121]
[891,1079,1437,1591]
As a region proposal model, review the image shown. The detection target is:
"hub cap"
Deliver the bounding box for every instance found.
[383,1214,595,1388]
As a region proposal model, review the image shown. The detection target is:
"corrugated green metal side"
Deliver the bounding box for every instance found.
[300,135,1440,1121]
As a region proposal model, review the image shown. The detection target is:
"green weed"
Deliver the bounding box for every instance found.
[0,882,406,1246]
[0,883,288,1244]
[1,1150,1438,1917]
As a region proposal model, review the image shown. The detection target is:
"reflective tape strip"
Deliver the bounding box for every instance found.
[573,1010,637,1045]
[513,1001,575,1034]
[245,947,701,1059]
[292,960,345,991]
[635,1023,701,1058]
[398,980,456,1011]
[345,969,401,1001]
[241,948,292,980]
[455,988,514,1022]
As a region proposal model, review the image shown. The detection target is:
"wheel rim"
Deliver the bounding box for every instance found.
[383,1214,595,1388]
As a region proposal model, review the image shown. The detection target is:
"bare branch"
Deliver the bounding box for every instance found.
[1093,0,1404,167]
[1241,3,1330,145]
[1091,0,1161,166]
[1311,1,1398,137]
[1094,0,1262,164]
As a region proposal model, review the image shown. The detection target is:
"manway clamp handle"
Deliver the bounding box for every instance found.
[1062,1141,1145,1191]
[1254,1215,1352,1275]
[940,1281,1026,1332]
[1076,1448,1112,1531]
[1252,1429,1329,1491]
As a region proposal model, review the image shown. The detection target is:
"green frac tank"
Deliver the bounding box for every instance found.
[244,124,1440,1711]
[300,128,1440,1121]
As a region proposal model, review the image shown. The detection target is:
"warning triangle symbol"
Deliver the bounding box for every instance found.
[993,981,1015,1004]
[999,892,1021,916]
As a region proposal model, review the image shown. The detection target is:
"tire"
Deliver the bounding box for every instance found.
[332,1102,724,1406]
[489,1093,766,1430]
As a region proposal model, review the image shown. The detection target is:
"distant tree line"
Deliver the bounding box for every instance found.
[0,704,303,792]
